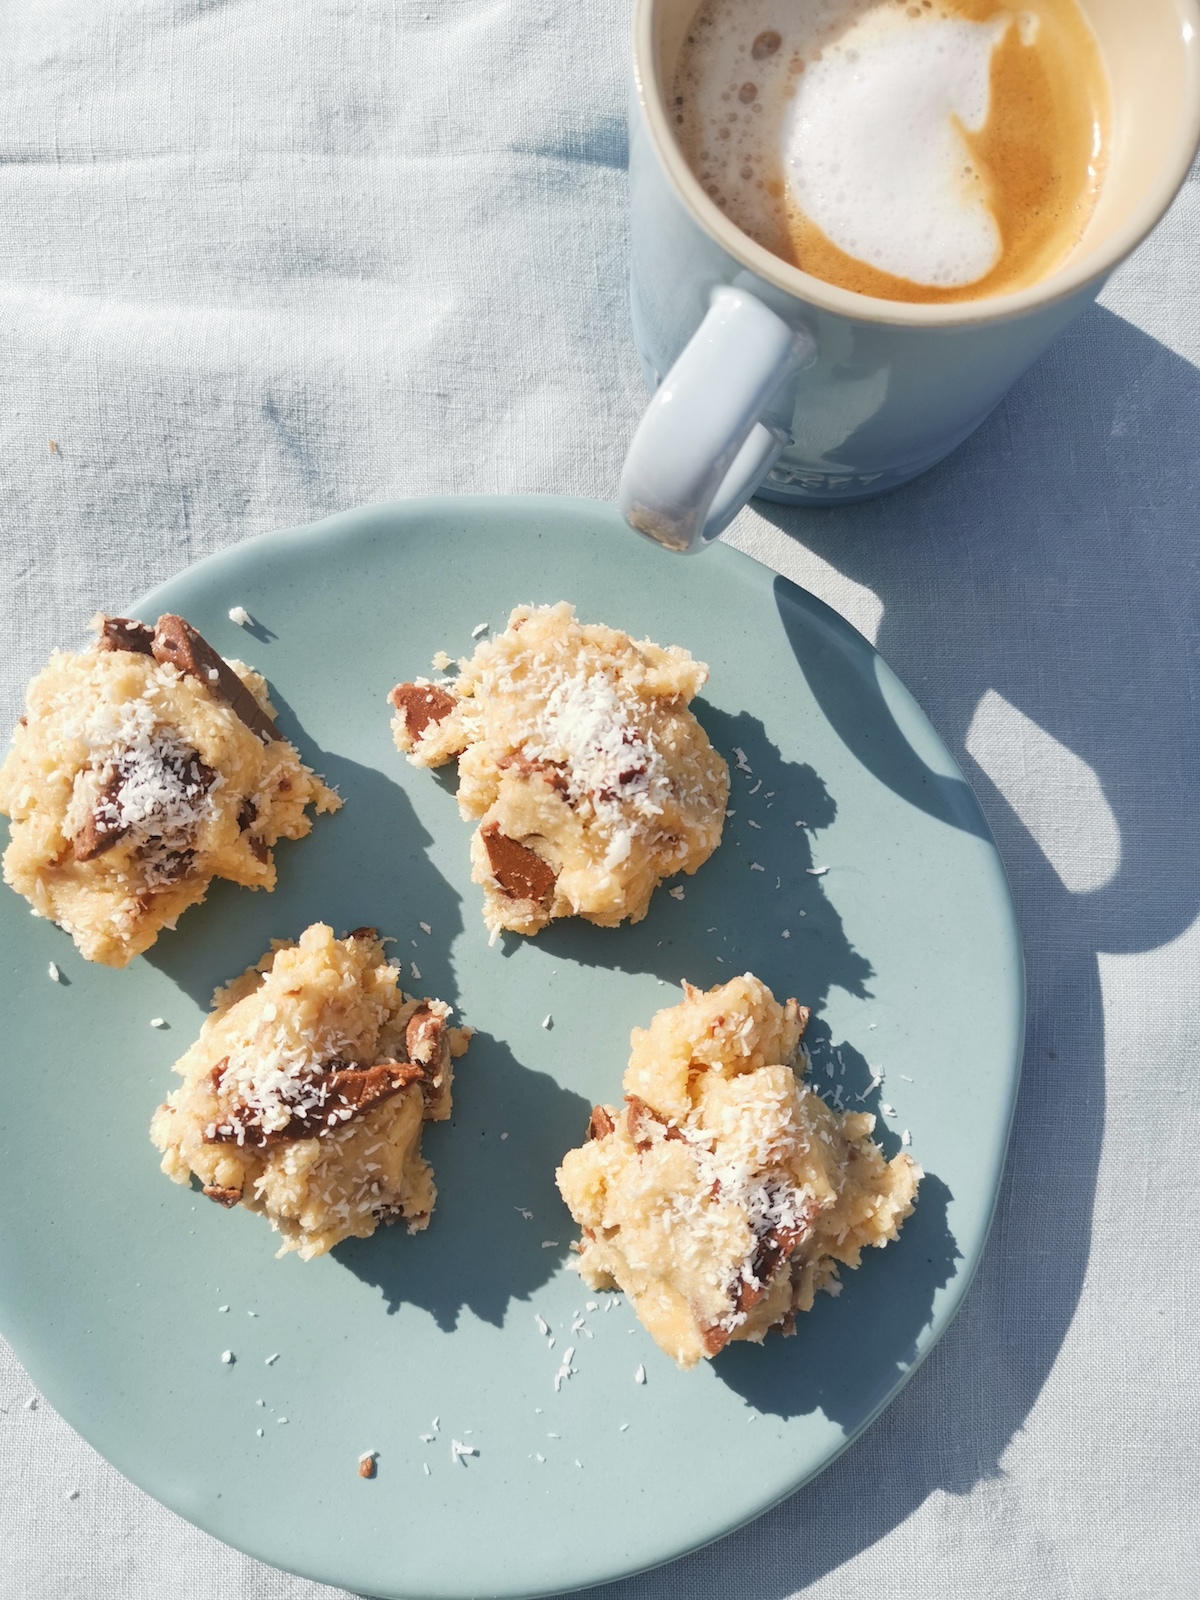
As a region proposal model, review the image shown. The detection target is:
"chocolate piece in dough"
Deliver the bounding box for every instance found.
[97,616,155,655]
[481,823,556,906]
[152,614,279,744]
[587,1105,615,1142]
[71,771,129,862]
[205,1057,429,1148]
[72,749,215,864]
[389,681,456,742]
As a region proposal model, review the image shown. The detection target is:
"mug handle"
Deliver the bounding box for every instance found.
[619,286,814,553]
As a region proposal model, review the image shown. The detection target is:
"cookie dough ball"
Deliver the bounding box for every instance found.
[0,613,340,966]
[556,974,920,1369]
[390,602,729,939]
[150,923,471,1260]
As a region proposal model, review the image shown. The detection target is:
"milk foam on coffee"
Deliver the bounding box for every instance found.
[673,0,1110,303]
[783,10,1009,286]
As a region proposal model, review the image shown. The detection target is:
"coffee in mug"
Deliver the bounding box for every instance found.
[671,0,1111,303]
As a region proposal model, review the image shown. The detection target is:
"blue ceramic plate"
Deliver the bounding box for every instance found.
[0,498,1022,1598]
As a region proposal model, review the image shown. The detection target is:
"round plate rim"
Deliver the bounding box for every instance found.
[0,494,1026,1598]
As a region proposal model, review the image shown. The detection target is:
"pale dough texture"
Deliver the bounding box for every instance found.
[390,602,729,937]
[150,922,471,1261]
[0,620,340,966]
[556,974,920,1369]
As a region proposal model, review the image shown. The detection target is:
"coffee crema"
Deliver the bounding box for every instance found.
[672,0,1111,303]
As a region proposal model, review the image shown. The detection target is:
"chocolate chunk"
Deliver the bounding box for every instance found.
[152,614,279,743]
[624,1093,683,1152]
[206,1057,429,1148]
[701,1323,732,1358]
[247,836,269,864]
[733,1212,816,1316]
[139,845,197,885]
[97,616,155,655]
[202,1185,243,1208]
[405,1006,445,1068]
[480,823,556,906]
[73,748,214,867]
[237,798,257,831]
[319,1061,423,1119]
[587,1105,616,1142]
[497,751,571,797]
[71,772,129,861]
[390,681,456,741]
[751,29,781,58]
[347,926,378,941]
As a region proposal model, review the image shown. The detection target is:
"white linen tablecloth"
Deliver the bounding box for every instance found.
[1,4,1198,1596]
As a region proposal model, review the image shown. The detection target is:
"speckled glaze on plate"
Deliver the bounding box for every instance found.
[0,498,1023,1598]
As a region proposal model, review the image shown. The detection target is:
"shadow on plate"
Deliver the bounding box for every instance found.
[335,1028,591,1329]
[715,1172,958,1425]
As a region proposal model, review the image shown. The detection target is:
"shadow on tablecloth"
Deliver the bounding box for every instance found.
[536,302,1200,1598]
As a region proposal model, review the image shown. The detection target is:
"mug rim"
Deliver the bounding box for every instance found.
[634,0,1200,329]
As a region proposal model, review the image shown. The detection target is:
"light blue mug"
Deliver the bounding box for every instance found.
[620,0,1200,553]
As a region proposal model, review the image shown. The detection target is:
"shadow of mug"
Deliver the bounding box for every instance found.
[559,301,1200,1600]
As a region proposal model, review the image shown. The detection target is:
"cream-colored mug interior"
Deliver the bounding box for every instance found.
[640,0,1200,324]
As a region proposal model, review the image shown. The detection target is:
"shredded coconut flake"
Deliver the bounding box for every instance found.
[47,961,60,982]
[634,1364,646,1385]
[553,1348,576,1391]
[228,606,252,627]
[68,695,220,886]
[520,668,669,864]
